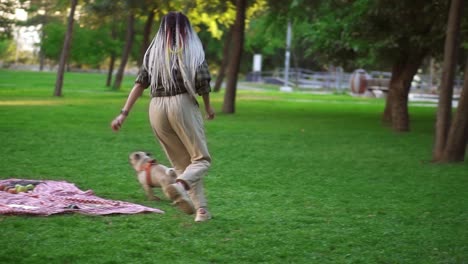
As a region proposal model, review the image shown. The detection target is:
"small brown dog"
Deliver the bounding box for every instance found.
[129,151,177,201]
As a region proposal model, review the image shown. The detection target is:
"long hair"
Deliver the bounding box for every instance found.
[143,12,205,97]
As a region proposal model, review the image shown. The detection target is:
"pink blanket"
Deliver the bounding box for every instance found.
[0,179,164,216]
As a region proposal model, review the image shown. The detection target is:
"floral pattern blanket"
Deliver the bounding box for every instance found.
[0,179,163,216]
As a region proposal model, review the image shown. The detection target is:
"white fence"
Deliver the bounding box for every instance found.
[246,68,464,93]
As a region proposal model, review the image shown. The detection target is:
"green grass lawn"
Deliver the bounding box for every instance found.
[0,69,467,264]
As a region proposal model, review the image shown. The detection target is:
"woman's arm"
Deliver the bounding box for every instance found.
[202,93,215,120]
[111,83,146,131]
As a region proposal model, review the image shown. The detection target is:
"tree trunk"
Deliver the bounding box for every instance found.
[39,15,46,71]
[138,10,155,67]
[53,0,77,97]
[382,89,393,125]
[39,50,45,71]
[390,78,410,132]
[382,63,403,125]
[106,20,118,87]
[113,12,135,90]
[106,54,116,87]
[433,0,464,161]
[214,25,233,92]
[382,52,426,132]
[222,0,247,114]
[442,57,468,162]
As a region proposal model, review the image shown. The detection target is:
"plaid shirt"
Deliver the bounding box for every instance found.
[135,60,212,97]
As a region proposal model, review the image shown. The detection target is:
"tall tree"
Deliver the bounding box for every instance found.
[0,0,16,61]
[106,18,118,87]
[54,0,78,97]
[306,0,450,132]
[0,0,16,40]
[441,57,468,162]
[223,0,247,113]
[245,0,320,71]
[213,25,233,92]
[112,11,135,90]
[85,0,123,87]
[20,0,60,71]
[137,9,156,67]
[134,0,162,67]
[433,0,465,162]
[382,49,428,131]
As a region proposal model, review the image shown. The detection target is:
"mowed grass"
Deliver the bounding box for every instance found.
[0,69,467,264]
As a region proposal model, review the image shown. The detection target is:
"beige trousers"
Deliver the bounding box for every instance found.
[148,93,211,209]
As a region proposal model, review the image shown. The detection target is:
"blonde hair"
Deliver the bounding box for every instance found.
[143,12,205,98]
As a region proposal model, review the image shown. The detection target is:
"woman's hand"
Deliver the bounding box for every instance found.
[111,114,127,131]
[205,105,215,120]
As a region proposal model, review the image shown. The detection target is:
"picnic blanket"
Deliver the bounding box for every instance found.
[0,179,164,216]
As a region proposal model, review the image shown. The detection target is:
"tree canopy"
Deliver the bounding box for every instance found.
[0,0,17,40]
[3,0,468,161]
